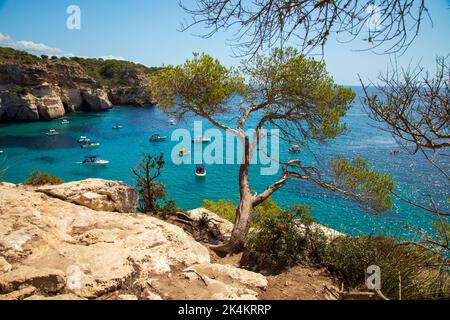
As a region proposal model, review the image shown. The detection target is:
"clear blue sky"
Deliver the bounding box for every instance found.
[0,0,448,85]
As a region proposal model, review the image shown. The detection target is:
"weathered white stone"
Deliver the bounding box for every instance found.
[0,266,66,294]
[81,89,112,111]
[117,294,138,300]
[0,257,12,274]
[37,179,138,213]
[185,263,268,290]
[0,183,269,300]
[187,208,234,239]
[0,286,36,300]
[25,294,87,300]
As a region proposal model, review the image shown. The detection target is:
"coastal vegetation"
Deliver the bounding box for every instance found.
[330,158,395,213]
[68,57,161,88]
[201,195,450,299]
[0,46,160,89]
[242,203,450,299]
[360,57,450,255]
[132,154,177,217]
[324,236,449,300]
[150,47,394,252]
[245,205,327,269]
[0,47,40,65]
[23,170,64,186]
[202,198,283,227]
[128,152,448,299]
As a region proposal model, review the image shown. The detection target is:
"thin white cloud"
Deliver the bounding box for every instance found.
[15,40,62,55]
[0,32,63,55]
[61,53,126,61]
[0,32,13,43]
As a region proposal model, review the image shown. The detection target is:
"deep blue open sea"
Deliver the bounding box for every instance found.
[0,87,448,240]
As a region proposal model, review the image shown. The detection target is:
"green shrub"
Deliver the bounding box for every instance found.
[245,205,328,269]
[159,199,178,218]
[324,236,450,300]
[201,199,236,222]
[201,197,282,227]
[330,157,395,212]
[0,46,40,65]
[132,154,178,217]
[24,170,64,186]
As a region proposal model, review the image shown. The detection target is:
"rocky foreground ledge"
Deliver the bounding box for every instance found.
[0,179,268,300]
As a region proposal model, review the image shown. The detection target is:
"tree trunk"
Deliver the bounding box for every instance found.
[213,134,287,255]
[228,135,254,252]
[229,191,253,251]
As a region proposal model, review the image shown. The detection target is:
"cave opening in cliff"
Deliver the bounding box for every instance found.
[62,102,69,113]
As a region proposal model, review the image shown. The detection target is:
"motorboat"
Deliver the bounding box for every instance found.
[178,148,190,157]
[80,141,101,149]
[112,123,123,130]
[46,129,59,136]
[195,164,206,177]
[82,155,109,166]
[78,136,90,143]
[289,145,301,153]
[61,119,70,124]
[168,119,177,126]
[389,150,400,156]
[150,134,167,142]
[192,136,212,143]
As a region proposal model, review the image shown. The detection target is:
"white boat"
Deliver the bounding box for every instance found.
[150,134,167,142]
[78,136,90,143]
[168,119,177,126]
[112,123,123,130]
[192,136,212,143]
[195,164,206,177]
[80,141,101,149]
[61,119,70,124]
[289,145,301,153]
[46,129,59,136]
[82,155,109,166]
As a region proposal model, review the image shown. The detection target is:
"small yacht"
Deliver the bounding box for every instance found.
[289,145,301,153]
[195,164,207,177]
[178,148,190,157]
[168,119,177,126]
[46,129,59,136]
[61,119,70,124]
[112,123,123,130]
[82,155,109,166]
[192,136,212,143]
[150,134,167,142]
[78,136,90,143]
[80,141,101,149]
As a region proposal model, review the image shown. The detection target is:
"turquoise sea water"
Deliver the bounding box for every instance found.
[0,87,448,240]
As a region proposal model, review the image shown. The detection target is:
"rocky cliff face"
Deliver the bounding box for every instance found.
[0,48,157,122]
[0,180,268,300]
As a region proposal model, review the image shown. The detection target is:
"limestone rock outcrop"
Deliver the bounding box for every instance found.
[0,91,40,121]
[0,84,66,121]
[36,179,138,213]
[81,89,113,111]
[187,208,234,240]
[0,181,267,300]
[0,49,157,122]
